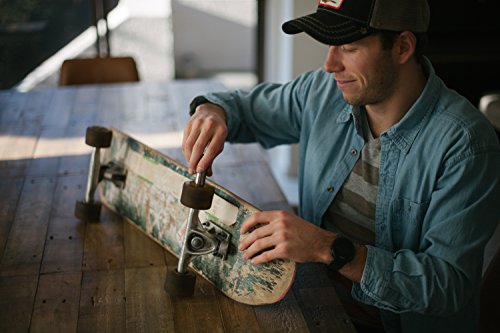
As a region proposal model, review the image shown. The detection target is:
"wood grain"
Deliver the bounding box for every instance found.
[124,266,175,333]
[0,274,38,332]
[30,272,82,332]
[0,81,357,333]
[0,177,55,277]
[78,269,126,333]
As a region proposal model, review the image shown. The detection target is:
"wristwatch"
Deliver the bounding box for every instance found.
[328,236,355,271]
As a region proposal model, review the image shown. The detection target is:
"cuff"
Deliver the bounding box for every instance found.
[189,95,211,116]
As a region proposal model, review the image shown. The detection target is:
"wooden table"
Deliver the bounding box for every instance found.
[0,81,356,333]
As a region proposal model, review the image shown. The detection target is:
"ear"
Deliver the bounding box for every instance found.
[394,31,417,64]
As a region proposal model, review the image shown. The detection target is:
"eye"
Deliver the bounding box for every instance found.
[341,45,357,53]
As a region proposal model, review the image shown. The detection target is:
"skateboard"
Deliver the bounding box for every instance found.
[75,126,296,305]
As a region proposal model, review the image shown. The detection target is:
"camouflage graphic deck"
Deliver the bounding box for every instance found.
[99,129,296,305]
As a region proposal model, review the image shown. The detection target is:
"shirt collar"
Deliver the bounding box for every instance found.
[336,57,441,153]
[384,58,441,152]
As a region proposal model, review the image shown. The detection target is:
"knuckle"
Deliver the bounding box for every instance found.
[260,251,270,262]
[276,219,288,229]
[278,230,289,242]
[204,146,220,158]
[280,245,290,257]
[193,141,206,151]
[217,126,228,137]
[191,117,204,127]
[276,210,288,219]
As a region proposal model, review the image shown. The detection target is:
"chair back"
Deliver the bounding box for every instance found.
[479,93,500,141]
[59,56,139,86]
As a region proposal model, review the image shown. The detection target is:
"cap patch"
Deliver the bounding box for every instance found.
[319,0,345,10]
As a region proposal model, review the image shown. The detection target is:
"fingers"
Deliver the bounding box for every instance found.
[240,211,265,234]
[239,211,287,264]
[239,216,272,251]
[239,222,279,264]
[182,104,228,174]
[238,211,332,265]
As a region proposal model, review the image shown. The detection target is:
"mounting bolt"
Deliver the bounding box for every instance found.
[190,236,204,250]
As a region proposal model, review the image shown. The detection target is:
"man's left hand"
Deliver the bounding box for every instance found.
[238,210,336,265]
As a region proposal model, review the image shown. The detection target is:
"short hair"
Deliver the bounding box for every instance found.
[376,30,428,64]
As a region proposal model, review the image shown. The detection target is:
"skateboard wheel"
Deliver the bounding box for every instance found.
[180,181,215,210]
[164,269,196,297]
[85,126,112,148]
[74,200,101,221]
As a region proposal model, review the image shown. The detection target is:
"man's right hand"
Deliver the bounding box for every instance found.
[182,102,228,176]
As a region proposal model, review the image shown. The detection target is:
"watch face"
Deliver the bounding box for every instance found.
[333,236,355,262]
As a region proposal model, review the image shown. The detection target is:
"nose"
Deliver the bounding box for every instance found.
[324,46,343,73]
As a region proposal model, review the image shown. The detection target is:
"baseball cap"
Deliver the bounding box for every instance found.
[282,0,430,45]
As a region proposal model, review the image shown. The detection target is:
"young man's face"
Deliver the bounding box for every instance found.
[324,34,399,107]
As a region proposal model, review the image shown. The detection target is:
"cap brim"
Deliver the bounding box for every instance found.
[282,10,371,45]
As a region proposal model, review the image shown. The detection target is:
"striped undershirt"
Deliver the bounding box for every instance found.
[322,110,381,245]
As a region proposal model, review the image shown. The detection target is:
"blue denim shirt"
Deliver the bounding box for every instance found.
[203,60,500,333]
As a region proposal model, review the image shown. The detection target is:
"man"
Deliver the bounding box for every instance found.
[182,0,500,332]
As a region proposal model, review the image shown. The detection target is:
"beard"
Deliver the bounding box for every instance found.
[342,53,399,107]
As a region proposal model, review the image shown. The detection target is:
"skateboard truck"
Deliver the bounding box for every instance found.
[165,171,231,297]
[75,126,127,221]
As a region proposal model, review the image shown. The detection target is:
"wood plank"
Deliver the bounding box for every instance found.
[292,263,357,333]
[42,174,86,273]
[217,143,269,166]
[21,89,53,128]
[51,174,87,218]
[0,274,38,332]
[30,272,81,332]
[211,161,286,210]
[123,220,167,269]
[78,269,126,333]
[27,127,66,177]
[0,177,55,277]
[0,178,24,260]
[94,85,126,127]
[58,125,92,177]
[253,291,310,333]
[124,266,175,333]
[42,87,76,128]
[68,86,100,129]
[0,125,39,179]
[170,270,226,333]
[216,293,262,333]
[40,217,85,274]
[56,87,100,179]
[141,84,178,133]
[82,209,125,272]
[168,80,225,127]
[0,90,27,126]
[296,287,356,333]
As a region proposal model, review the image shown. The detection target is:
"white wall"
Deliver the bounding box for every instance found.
[171,0,256,78]
[290,0,329,78]
[263,0,328,204]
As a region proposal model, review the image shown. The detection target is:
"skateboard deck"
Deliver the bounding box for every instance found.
[98,128,296,305]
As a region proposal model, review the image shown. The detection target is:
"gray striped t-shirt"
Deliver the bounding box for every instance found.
[322,111,381,245]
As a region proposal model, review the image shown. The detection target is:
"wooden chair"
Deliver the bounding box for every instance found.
[479,92,500,141]
[58,56,139,86]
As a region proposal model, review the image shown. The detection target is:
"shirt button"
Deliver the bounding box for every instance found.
[351,149,357,155]
[327,186,334,193]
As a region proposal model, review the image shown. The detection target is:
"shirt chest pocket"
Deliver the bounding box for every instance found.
[389,198,430,250]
